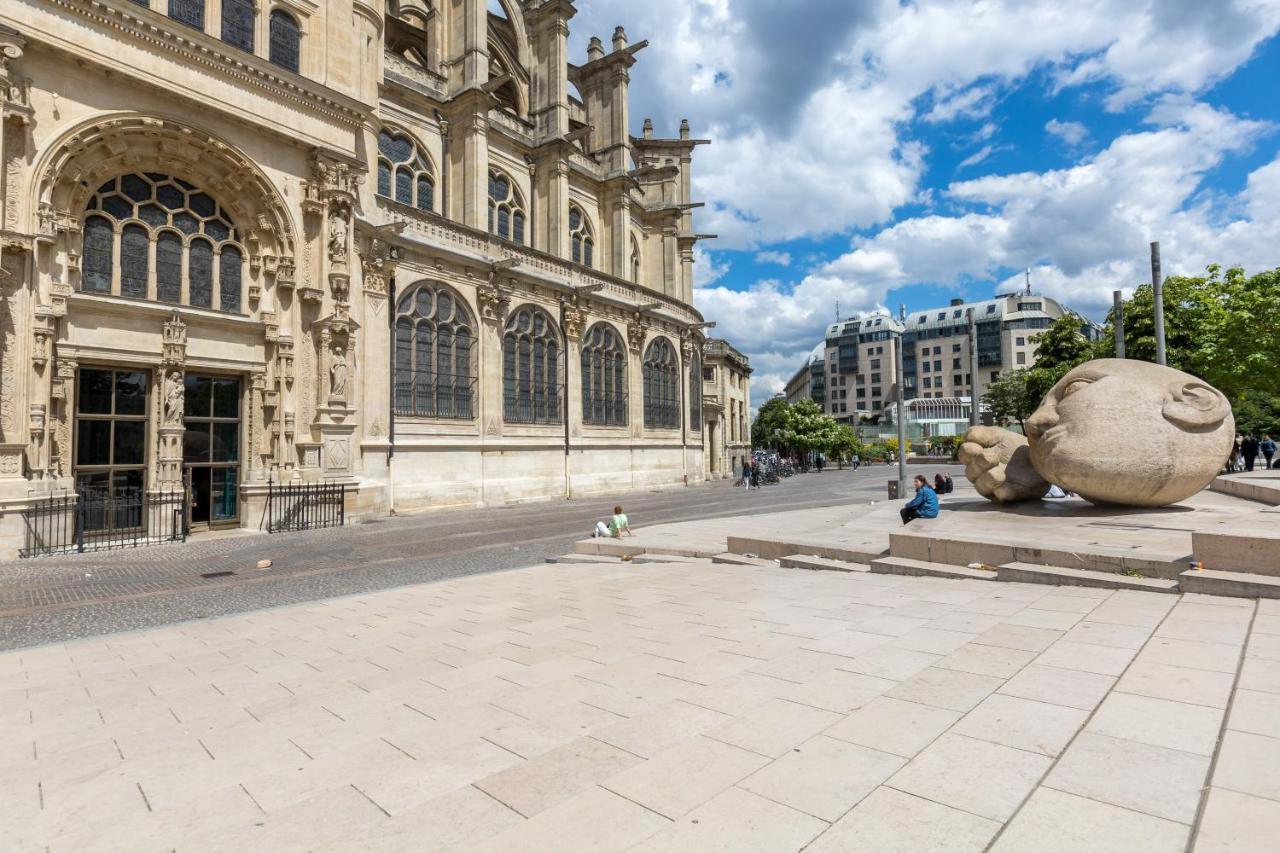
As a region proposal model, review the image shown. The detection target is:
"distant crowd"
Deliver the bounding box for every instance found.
[1229,434,1276,472]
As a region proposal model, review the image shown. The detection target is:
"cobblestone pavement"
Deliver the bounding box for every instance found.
[3,553,1274,852]
[1,464,939,649]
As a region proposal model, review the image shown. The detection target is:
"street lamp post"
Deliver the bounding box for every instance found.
[895,321,908,500]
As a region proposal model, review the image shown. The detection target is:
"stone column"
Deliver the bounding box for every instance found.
[155,313,188,489]
[563,303,584,439]
[477,281,510,440]
[627,319,647,438]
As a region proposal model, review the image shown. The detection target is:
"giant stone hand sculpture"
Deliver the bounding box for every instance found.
[959,359,1234,508]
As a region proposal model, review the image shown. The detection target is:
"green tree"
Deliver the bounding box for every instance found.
[1030,313,1092,370]
[984,369,1039,432]
[751,397,790,451]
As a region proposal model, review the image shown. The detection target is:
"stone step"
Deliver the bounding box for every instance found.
[1193,520,1280,577]
[1179,569,1280,599]
[547,553,623,564]
[711,553,777,567]
[727,535,886,564]
[889,532,1187,580]
[631,553,707,565]
[996,562,1179,593]
[869,556,995,581]
[779,554,869,573]
[573,539,645,558]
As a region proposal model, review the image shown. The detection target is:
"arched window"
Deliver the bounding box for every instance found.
[221,0,255,51]
[581,323,627,426]
[630,235,641,284]
[643,338,680,430]
[569,205,594,268]
[79,173,247,313]
[168,0,205,30]
[503,306,560,424]
[376,130,434,212]
[393,282,475,418]
[488,169,526,244]
[269,9,301,73]
[689,350,703,433]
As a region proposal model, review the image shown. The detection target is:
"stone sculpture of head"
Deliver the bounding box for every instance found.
[1024,359,1234,507]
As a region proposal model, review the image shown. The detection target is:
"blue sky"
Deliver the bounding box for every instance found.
[559,0,1280,403]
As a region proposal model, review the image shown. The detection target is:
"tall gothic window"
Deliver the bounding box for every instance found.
[80,173,247,314]
[581,323,627,426]
[689,351,703,433]
[376,130,434,212]
[269,9,301,73]
[168,0,205,30]
[569,205,594,268]
[394,282,474,418]
[221,0,255,51]
[488,169,526,244]
[643,337,680,430]
[503,306,560,424]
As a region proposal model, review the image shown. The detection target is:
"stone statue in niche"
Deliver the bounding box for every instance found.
[329,348,348,399]
[328,209,348,260]
[959,359,1234,507]
[162,371,184,425]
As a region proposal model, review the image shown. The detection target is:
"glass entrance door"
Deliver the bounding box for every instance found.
[74,368,149,531]
[182,375,241,526]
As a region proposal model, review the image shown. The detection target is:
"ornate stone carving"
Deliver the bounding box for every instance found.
[275,256,296,292]
[162,370,185,425]
[562,306,585,341]
[328,204,349,263]
[0,25,33,125]
[477,284,510,324]
[959,359,1236,508]
[276,335,295,386]
[329,345,348,402]
[627,319,648,354]
[31,306,53,368]
[161,312,187,367]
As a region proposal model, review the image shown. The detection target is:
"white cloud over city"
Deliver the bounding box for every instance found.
[565,0,1280,403]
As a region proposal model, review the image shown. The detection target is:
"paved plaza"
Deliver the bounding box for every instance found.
[4,538,1279,851]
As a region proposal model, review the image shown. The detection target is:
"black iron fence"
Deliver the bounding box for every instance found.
[20,485,189,558]
[394,373,477,419]
[265,480,347,533]
[504,385,564,425]
[583,391,628,427]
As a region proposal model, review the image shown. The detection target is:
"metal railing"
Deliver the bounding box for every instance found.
[504,385,564,425]
[644,400,681,430]
[20,485,189,558]
[394,374,477,419]
[265,480,347,534]
[583,391,628,427]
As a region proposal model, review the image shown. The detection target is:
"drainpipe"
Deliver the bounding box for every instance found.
[559,295,571,499]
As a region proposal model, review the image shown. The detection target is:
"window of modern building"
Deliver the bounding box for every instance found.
[870,373,881,383]
[952,358,961,369]
[923,377,931,389]
[1018,302,1042,312]
[377,130,434,212]
[568,205,595,267]
[642,337,680,430]
[953,375,962,385]
[871,387,881,398]
[869,359,880,369]
[703,367,715,382]
[987,304,997,313]
[503,306,561,424]
[81,173,246,313]
[839,403,847,413]
[394,282,474,418]
[1016,351,1026,365]
[168,0,205,30]
[933,360,942,371]
[488,169,527,244]
[857,402,866,410]
[922,362,930,373]
[933,346,942,355]
[221,0,255,51]
[581,323,627,426]
[952,343,961,352]
[269,9,301,73]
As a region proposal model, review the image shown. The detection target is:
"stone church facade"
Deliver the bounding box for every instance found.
[0,0,713,555]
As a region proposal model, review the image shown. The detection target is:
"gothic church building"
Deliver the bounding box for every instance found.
[0,0,713,555]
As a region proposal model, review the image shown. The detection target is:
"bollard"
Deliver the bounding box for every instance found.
[887,480,899,500]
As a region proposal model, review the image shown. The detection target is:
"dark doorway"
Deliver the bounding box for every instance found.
[183,374,241,527]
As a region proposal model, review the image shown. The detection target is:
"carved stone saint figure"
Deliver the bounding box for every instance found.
[328,210,348,260]
[959,359,1234,507]
[163,371,184,425]
[329,349,348,399]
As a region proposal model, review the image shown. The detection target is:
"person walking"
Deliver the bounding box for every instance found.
[1262,435,1276,470]
[1231,434,1243,472]
[1242,434,1260,472]
[900,474,940,525]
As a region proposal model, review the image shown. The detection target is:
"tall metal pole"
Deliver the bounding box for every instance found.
[968,308,980,428]
[1113,290,1126,359]
[895,321,908,500]
[1150,241,1166,366]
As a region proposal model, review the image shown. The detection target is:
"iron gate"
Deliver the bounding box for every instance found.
[20,485,189,558]
[264,480,347,533]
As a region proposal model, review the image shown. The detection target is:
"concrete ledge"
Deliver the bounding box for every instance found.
[1193,522,1280,577]
[1210,473,1280,505]
[711,553,777,567]
[726,535,887,564]
[1179,569,1280,599]
[996,562,1179,593]
[630,553,706,565]
[869,556,995,581]
[573,539,646,557]
[779,554,869,573]
[889,531,1189,580]
[547,553,623,564]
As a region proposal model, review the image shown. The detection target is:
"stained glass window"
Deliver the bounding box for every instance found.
[156,232,182,304]
[569,205,595,268]
[581,323,628,426]
[189,239,213,308]
[219,245,242,313]
[376,130,434,212]
[487,169,526,244]
[269,10,301,73]
[120,225,149,299]
[221,0,254,52]
[168,0,205,29]
[393,282,475,418]
[643,338,680,430]
[504,306,561,424]
[83,217,114,293]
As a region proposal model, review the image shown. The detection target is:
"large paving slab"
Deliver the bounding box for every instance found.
[2,554,1277,851]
